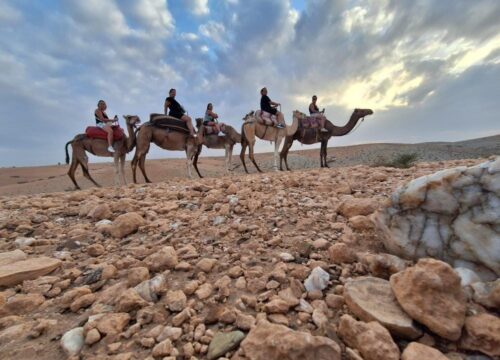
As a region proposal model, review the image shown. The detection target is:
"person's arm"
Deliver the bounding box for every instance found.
[309,103,316,113]
[270,100,280,107]
[207,110,218,119]
[164,99,171,115]
[95,110,114,123]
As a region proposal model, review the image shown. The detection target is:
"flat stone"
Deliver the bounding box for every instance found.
[0,250,27,267]
[401,342,448,360]
[0,256,62,286]
[344,277,422,339]
[207,331,245,360]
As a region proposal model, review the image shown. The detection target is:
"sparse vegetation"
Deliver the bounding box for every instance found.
[372,152,419,168]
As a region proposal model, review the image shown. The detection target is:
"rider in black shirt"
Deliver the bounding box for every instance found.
[260,87,285,128]
[164,88,197,138]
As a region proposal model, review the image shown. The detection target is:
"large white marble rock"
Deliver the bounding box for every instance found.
[376,157,500,280]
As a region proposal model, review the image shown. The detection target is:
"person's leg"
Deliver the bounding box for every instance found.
[276,111,285,128]
[320,116,328,132]
[181,115,196,136]
[103,125,114,151]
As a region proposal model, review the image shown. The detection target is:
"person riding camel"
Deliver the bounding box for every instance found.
[94,99,118,153]
[164,88,197,138]
[260,87,285,129]
[309,95,328,133]
[203,103,225,136]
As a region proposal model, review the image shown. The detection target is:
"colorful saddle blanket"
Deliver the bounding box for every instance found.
[300,116,322,129]
[149,113,189,134]
[85,126,124,141]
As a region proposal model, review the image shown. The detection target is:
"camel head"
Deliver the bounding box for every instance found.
[293,110,307,119]
[242,110,255,121]
[195,118,203,128]
[122,115,141,127]
[353,108,374,119]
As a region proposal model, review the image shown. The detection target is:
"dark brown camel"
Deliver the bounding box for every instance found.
[64,115,140,189]
[280,108,373,170]
[131,115,200,183]
[193,118,242,176]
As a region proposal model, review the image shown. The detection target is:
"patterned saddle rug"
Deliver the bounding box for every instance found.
[149,113,189,134]
[85,126,124,141]
[300,116,322,129]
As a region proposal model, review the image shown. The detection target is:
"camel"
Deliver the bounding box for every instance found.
[240,110,299,173]
[131,115,200,183]
[280,108,373,170]
[64,115,141,189]
[193,118,242,176]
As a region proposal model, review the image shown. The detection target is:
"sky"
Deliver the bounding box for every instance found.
[0,0,499,167]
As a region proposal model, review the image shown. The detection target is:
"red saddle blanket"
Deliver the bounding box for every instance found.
[300,117,321,128]
[85,126,124,141]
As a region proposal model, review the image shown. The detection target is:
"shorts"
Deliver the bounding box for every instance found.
[266,108,278,115]
[96,122,105,128]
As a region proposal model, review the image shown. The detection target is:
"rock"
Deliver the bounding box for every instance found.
[239,320,340,360]
[401,342,448,360]
[115,288,148,312]
[454,267,481,287]
[344,277,421,339]
[109,212,145,238]
[96,313,130,336]
[195,283,213,300]
[304,267,330,292]
[471,280,500,310]
[165,290,187,312]
[349,215,375,230]
[0,249,27,266]
[196,258,217,272]
[338,314,400,360]
[157,326,182,342]
[144,246,178,272]
[339,196,378,217]
[61,327,84,356]
[360,252,410,279]
[207,331,245,360]
[328,243,357,264]
[376,158,500,279]
[88,204,112,221]
[152,339,173,357]
[134,274,167,302]
[279,252,295,262]
[85,328,101,345]
[325,294,344,309]
[1,293,44,316]
[263,298,290,314]
[390,258,466,341]
[312,238,329,250]
[70,293,96,312]
[0,256,62,286]
[87,243,105,257]
[236,312,255,331]
[127,267,149,287]
[460,313,500,357]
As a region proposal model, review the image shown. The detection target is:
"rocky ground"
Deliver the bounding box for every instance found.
[0,157,498,359]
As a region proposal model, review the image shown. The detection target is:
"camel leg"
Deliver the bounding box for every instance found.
[193,145,203,178]
[273,139,281,171]
[228,145,234,171]
[138,154,152,183]
[79,155,101,187]
[120,154,127,185]
[224,145,230,174]
[248,140,263,173]
[240,134,249,174]
[131,154,139,184]
[113,155,120,186]
[323,140,329,168]
[67,153,81,190]
[320,142,325,168]
[280,137,294,171]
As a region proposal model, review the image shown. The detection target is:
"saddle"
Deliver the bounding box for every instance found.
[149,113,189,134]
[255,110,277,127]
[299,116,321,129]
[85,126,124,141]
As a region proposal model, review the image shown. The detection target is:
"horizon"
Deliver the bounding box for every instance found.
[1,0,499,167]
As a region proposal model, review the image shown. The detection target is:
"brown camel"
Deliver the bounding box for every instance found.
[280,108,373,170]
[240,110,299,173]
[65,115,141,189]
[131,115,200,183]
[193,118,242,176]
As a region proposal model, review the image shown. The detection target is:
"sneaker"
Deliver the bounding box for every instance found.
[276,123,285,129]
[107,146,114,153]
[217,131,225,136]
[320,127,328,132]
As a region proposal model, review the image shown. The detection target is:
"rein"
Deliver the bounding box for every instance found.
[349,116,365,135]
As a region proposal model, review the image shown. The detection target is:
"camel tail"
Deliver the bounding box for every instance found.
[65,140,73,164]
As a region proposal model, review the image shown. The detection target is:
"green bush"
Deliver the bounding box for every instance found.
[372,152,418,168]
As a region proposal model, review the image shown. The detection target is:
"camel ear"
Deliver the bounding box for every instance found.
[122,115,128,119]
[250,110,254,116]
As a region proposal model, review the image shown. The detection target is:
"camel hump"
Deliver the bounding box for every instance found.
[149,114,189,134]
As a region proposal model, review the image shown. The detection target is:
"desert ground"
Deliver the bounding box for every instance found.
[0,134,498,196]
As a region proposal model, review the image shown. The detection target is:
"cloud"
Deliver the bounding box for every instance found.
[185,0,209,16]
